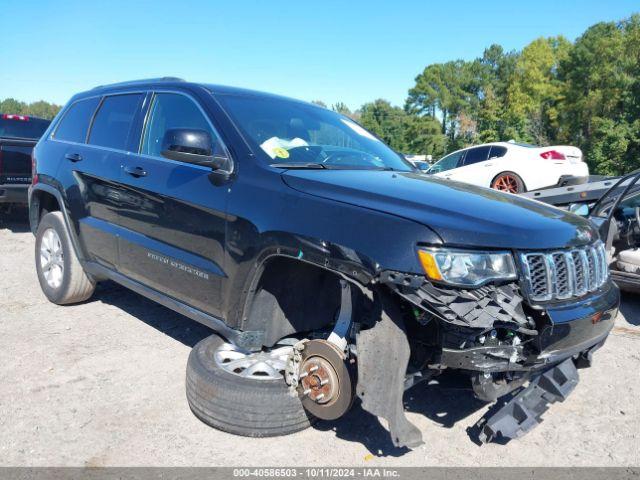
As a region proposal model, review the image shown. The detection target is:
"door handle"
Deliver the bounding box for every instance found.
[484,163,493,167]
[65,153,83,162]
[124,166,147,178]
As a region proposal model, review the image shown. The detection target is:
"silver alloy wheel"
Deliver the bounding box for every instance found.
[214,341,293,380]
[40,228,64,289]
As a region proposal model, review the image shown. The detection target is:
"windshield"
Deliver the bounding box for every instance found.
[216,94,413,171]
[0,117,50,139]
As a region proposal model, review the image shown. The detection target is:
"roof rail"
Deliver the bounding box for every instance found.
[92,77,186,90]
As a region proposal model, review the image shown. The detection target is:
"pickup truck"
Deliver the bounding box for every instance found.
[0,114,51,208]
[29,78,620,447]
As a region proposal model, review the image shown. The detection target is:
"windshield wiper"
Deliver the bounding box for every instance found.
[271,162,327,169]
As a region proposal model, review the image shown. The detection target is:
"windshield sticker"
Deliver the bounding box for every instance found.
[260,136,309,159]
[273,147,289,159]
[340,119,380,142]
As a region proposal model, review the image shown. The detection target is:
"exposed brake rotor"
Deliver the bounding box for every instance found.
[296,339,355,420]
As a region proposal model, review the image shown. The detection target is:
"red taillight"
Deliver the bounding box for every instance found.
[1,114,29,121]
[540,150,566,160]
[31,151,38,185]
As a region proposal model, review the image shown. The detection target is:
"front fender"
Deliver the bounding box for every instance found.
[221,183,441,329]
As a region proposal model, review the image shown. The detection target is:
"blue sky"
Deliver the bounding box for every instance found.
[1,0,638,110]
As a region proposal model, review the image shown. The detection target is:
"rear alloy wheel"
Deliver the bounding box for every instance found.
[35,211,96,304]
[491,172,525,194]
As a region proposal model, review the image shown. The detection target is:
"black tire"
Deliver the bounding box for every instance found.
[186,333,315,437]
[491,171,526,193]
[35,211,95,304]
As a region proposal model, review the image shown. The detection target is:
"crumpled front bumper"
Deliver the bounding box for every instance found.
[439,281,619,373]
[363,273,620,449]
[475,356,581,443]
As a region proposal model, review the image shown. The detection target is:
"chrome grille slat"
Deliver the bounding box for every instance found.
[572,250,587,295]
[520,241,608,302]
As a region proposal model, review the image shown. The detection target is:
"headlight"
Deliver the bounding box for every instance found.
[417,248,517,287]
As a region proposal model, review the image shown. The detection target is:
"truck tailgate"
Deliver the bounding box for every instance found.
[0,139,36,185]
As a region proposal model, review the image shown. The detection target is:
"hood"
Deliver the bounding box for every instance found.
[282,170,597,250]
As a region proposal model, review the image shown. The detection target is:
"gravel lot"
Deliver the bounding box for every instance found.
[1,209,639,467]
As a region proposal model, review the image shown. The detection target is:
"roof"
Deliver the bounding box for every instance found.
[81,78,315,107]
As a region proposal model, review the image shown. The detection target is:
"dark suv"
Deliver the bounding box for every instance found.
[30,78,619,446]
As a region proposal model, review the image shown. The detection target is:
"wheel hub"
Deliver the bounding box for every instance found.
[299,356,338,404]
[296,339,354,420]
[493,175,519,193]
[40,228,64,289]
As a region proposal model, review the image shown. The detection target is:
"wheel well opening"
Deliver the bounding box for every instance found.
[242,257,344,347]
[30,191,61,233]
[490,171,526,192]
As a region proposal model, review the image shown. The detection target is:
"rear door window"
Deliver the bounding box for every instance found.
[54,98,100,143]
[462,146,491,166]
[88,94,144,151]
[489,145,508,159]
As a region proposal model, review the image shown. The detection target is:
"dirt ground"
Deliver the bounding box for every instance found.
[1,209,638,467]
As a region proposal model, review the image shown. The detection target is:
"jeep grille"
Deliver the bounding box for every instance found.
[520,241,608,302]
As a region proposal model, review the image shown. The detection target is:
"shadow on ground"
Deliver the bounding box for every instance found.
[0,207,30,233]
[92,282,213,347]
[314,372,488,457]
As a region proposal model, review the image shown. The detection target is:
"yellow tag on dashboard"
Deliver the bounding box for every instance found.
[273,147,289,159]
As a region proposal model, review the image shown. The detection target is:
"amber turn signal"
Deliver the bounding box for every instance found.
[417,250,443,281]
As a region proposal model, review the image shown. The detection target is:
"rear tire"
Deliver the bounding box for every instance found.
[35,211,95,304]
[491,171,525,193]
[186,333,315,437]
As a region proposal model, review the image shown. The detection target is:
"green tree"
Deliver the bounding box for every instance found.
[403,115,447,157]
[0,98,26,115]
[359,99,409,151]
[559,15,640,174]
[506,36,571,144]
[26,100,62,119]
[0,98,61,119]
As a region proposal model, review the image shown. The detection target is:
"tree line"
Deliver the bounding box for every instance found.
[0,98,62,121]
[317,14,640,176]
[2,14,638,175]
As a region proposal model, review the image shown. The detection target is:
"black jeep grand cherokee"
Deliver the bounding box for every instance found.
[29,78,619,446]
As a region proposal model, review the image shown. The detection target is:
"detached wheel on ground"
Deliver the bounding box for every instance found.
[186,333,315,437]
[35,211,95,304]
[491,171,525,193]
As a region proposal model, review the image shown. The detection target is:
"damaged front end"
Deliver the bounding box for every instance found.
[353,264,618,448]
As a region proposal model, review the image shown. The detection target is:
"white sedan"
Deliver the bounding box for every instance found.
[426,142,589,193]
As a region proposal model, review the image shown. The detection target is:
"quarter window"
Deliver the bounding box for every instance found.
[489,145,508,159]
[141,93,229,169]
[88,94,143,150]
[54,97,100,143]
[463,146,491,165]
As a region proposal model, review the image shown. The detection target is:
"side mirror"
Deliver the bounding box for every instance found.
[569,203,589,216]
[161,128,216,167]
[415,162,430,172]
